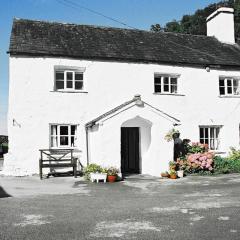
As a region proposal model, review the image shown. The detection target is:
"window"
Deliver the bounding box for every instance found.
[50,124,77,148]
[219,77,240,96]
[199,126,220,150]
[55,69,84,91]
[154,74,178,94]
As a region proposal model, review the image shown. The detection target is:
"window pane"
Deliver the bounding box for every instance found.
[75,81,83,90]
[227,87,232,94]
[170,78,177,85]
[170,84,177,93]
[67,81,73,88]
[71,137,75,147]
[227,79,232,87]
[219,79,225,86]
[219,86,225,95]
[210,139,215,150]
[51,137,58,147]
[75,73,83,80]
[60,136,68,146]
[51,125,57,135]
[200,138,204,144]
[204,128,208,138]
[233,80,240,94]
[154,77,161,84]
[163,84,169,92]
[163,77,169,85]
[200,128,204,138]
[216,128,220,138]
[154,85,161,93]
[56,81,64,90]
[71,125,76,135]
[60,126,68,135]
[210,128,214,138]
[56,72,64,80]
[67,72,73,80]
[233,79,238,87]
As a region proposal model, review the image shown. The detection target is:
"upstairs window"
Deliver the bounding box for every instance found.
[199,126,220,150]
[55,66,85,91]
[154,74,178,94]
[50,124,77,148]
[219,77,240,96]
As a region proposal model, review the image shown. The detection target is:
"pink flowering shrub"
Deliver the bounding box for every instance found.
[177,141,214,174]
[186,152,214,172]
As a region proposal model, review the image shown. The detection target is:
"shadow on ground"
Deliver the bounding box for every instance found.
[0,186,11,198]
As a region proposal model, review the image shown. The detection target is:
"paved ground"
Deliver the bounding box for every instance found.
[0,174,240,240]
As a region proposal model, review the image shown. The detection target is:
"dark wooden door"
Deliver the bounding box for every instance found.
[121,127,140,174]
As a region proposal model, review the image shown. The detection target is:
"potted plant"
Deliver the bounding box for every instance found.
[83,163,107,182]
[161,171,169,178]
[107,167,119,182]
[169,169,177,179]
[169,161,177,171]
[177,169,184,178]
[176,159,185,178]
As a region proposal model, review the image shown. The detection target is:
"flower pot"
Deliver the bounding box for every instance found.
[107,175,117,182]
[90,172,107,183]
[161,172,169,178]
[177,170,184,178]
[170,174,177,179]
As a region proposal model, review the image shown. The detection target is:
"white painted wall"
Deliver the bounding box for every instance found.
[3,56,240,175]
[207,7,235,44]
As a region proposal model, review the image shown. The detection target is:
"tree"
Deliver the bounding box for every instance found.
[150,24,162,32]
[165,20,182,33]
[150,0,240,39]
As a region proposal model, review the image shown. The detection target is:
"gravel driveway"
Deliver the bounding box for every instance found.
[0,174,240,240]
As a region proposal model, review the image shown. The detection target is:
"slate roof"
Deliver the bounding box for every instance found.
[85,95,180,128]
[8,18,240,68]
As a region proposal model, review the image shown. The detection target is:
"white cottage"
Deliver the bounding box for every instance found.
[3,7,240,176]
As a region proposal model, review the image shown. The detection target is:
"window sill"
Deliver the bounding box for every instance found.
[50,90,88,93]
[50,147,78,150]
[209,149,226,154]
[218,95,240,98]
[153,93,185,96]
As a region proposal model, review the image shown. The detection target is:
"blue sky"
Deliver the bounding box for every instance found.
[0,0,218,134]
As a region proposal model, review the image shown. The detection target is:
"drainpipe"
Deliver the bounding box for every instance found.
[85,125,90,166]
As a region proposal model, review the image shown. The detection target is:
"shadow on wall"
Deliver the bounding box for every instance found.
[0,186,11,198]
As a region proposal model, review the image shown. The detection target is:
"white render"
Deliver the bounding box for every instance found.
[207,7,235,44]
[3,56,240,176]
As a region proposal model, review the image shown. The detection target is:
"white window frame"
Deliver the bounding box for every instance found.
[50,124,77,148]
[199,126,221,150]
[219,77,240,96]
[54,66,85,92]
[154,74,179,94]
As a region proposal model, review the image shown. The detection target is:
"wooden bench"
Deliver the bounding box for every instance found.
[39,149,77,180]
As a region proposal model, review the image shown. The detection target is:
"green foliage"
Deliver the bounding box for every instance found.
[213,155,240,174]
[150,23,162,32]
[187,143,208,154]
[164,128,180,142]
[83,163,106,180]
[165,20,182,33]
[107,167,119,176]
[150,0,240,39]
[228,147,240,161]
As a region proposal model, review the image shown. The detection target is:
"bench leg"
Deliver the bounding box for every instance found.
[39,160,42,180]
[73,166,77,178]
[39,166,42,180]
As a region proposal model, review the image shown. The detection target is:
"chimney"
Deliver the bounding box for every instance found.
[206,7,235,44]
